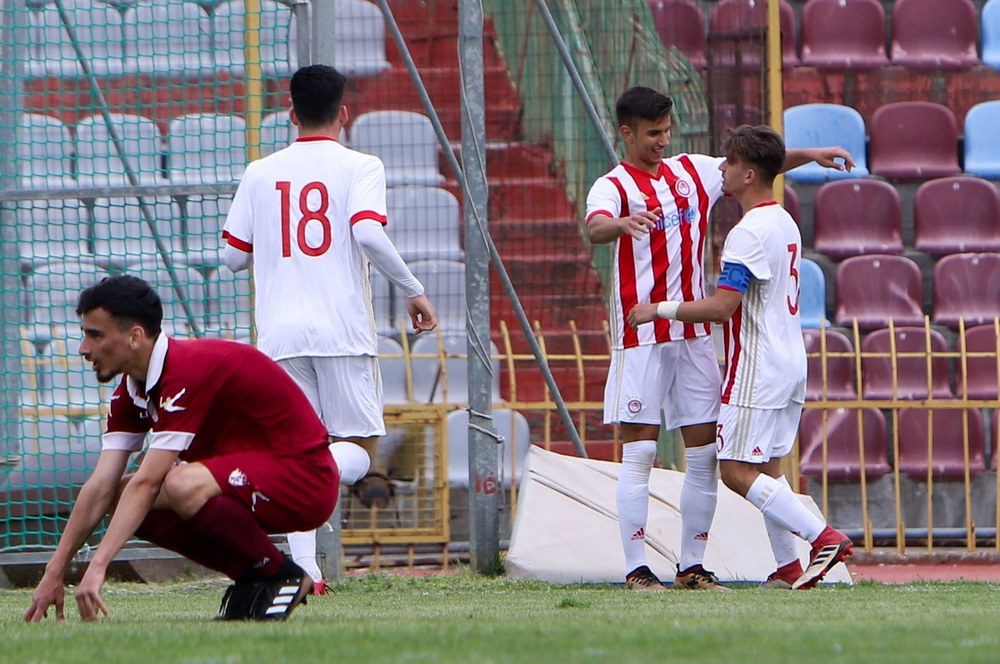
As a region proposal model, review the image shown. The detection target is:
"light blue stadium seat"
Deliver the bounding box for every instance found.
[984,0,1000,69]
[27,2,126,78]
[385,187,463,262]
[963,101,1000,178]
[351,111,445,187]
[799,258,828,329]
[783,104,869,183]
[205,265,253,342]
[446,408,529,487]
[17,113,74,189]
[213,0,296,78]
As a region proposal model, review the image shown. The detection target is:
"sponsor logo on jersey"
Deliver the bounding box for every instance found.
[251,490,270,512]
[653,206,697,232]
[160,388,187,413]
[228,468,248,487]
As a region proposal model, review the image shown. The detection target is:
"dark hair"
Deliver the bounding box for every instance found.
[615,86,674,128]
[289,64,346,127]
[722,124,786,185]
[76,275,163,337]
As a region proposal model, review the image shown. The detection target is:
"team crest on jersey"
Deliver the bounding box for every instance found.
[676,179,691,197]
[627,399,643,414]
[228,468,248,487]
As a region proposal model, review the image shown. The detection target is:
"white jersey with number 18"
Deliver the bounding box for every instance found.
[222,136,386,360]
[719,201,807,408]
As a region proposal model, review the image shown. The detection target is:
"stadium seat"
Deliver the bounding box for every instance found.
[802,328,856,400]
[834,255,924,331]
[183,194,232,269]
[647,0,707,69]
[708,0,797,67]
[329,0,391,78]
[410,332,502,405]
[408,260,466,333]
[914,176,1000,256]
[205,265,253,341]
[891,0,979,70]
[124,259,207,337]
[962,101,1000,179]
[783,184,800,224]
[17,416,103,489]
[378,336,409,405]
[861,326,952,400]
[17,198,90,271]
[26,258,109,341]
[897,407,986,481]
[813,179,902,259]
[957,325,1000,399]
[92,197,180,268]
[385,187,463,262]
[446,408,530,487]
[214,0,296,78]
[17,113,73,188]
[869,102,961,180]
[260,111,298,158]
[42,337,106,409]
[168,113,247,185]
[351,111,445,187]
[76,113,165,187]
[783,104,869,183]
[799,407,890,482]
[124,2,214,76]
[711,104,763,137]
[933,253,1000,329]
[983,0,1000,69]
[995,412,1000,471]
[800,0,889,70]
[368,269,397,338]
[799,258,827,329]
[27,2,126,78]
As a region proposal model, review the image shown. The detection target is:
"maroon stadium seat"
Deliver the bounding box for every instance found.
[957,325,1000,399]
[891,0,979,70]
[783,184,800,224]
[813,180,903,259]
[932,253,1000,329]
[869,102,961,180]
[897,407,986,481]
[802,328,856,400]
[801,0,890,70]
[994,411,999,471]
[799,407,890,482]
[914,177,1000,257]
[648,0,707,69]
[708,0,798,68]
[955,323,998,396]
[835,254,924,331]
[861,326,952,400]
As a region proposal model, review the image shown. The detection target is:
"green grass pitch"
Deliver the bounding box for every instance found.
[3,572,1000,662]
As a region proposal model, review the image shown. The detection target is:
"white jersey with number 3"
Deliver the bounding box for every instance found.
[223,136,386,360]
[719,202,806,408]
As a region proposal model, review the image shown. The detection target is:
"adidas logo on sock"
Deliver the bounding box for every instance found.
[631,527,645,541]
[694,532,709,541]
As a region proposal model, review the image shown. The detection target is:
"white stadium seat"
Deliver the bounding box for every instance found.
[27,2,125,78]
[213,0,296,78]
[92,197,180,268]
[125,2,215,77]
[386,186,463,262]
[17,113,74,188]
[351,111,445,187]
[76,113,165,187]
[408,259,465,333]
[446,408,530,487]
[17,198,90,271]
[168,113,247,184]
[124,259,207,337]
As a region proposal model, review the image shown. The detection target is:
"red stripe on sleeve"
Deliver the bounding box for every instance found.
[721,304,743,404]
[679,155,713,336]
[586,209,614,222]
[350,210,388,226]
[609,177,639,349]
[222,230,253,252]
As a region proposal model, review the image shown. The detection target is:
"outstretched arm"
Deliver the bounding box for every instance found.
[782,147,856,174]
[628,288,744,327]
[24,450,131,622]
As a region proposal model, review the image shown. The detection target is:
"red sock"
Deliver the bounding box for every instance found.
[185,495,285,579]
[136,509,256,580]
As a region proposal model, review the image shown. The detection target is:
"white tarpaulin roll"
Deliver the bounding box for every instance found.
[505,446,852,585]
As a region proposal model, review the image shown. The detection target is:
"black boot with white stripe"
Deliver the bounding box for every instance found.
[247,558,313,621]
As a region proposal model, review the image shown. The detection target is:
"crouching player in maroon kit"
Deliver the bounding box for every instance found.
[24,275,344,622]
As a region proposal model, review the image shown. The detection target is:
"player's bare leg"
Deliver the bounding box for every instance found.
[618,423,666,591]
[352,435,394,509]
[675,422,728,591]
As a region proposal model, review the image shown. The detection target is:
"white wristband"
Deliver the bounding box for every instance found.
[656,301,681,319]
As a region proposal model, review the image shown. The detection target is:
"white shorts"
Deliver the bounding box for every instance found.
[604,336,722,428]
[278,356,386,439]
[716,401,803,463]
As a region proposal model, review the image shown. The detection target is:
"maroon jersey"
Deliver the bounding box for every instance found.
[103,335,329,461]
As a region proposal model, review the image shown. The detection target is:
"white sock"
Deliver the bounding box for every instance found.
[617,440,657,575]
[746,473,826,543]
[764,476,801,568]
[679,443,718,571]
[286,530,323,582]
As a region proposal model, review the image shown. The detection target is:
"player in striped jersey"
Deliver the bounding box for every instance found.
[629,125,853,590]
[589,87,852,590]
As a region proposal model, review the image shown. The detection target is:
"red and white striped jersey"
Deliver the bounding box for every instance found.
[719,202,807,408]
[586,155,724,350]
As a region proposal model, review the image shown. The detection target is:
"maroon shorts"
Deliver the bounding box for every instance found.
[201,447,339,533]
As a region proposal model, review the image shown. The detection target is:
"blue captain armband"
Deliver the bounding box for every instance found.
[717,262,752,293]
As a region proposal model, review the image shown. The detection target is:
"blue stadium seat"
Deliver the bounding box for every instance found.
[446,408,529,487]
[798,258,827,329]
[984,0,1000,69]
[783,104,869,183]
[963,101,1000,179]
